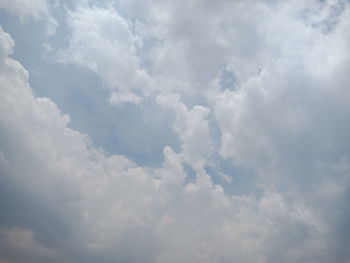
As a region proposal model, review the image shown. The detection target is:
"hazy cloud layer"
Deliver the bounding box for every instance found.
[0,0,49,19]
[1,0,350,262]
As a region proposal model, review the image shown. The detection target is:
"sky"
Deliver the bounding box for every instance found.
[0,0,350,262]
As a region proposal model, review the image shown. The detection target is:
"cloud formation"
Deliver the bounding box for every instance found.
[0,0,49,19]
[1,0,350,262]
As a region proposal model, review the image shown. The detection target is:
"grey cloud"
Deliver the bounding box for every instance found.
[0,0,49,19]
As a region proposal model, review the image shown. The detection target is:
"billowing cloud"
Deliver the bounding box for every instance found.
[0,0,350,262]
[59,5,152,104]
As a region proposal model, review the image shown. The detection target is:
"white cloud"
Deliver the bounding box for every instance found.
[59,6,152,104]
[0,26,332,263]
[1,0,350,262]
[157,93,212,172]
[213,0,350,182]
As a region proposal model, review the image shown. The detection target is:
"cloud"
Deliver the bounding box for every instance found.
[157,93,213,172]
[214,0,350,183]
[0,25,322,263]
[0,0,57,35]
[1,0,350,262]
[59,6,152,104]
[0,227,63,263]
[0,0,49,19]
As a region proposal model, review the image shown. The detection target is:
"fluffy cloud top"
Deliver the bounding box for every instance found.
[1,0,350,262]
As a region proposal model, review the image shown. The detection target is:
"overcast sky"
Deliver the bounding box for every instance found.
[0,0,350,262]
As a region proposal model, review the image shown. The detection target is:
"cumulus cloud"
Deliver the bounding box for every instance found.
[1,0,350,262]
[157,93,212,172]
[59,6,152,104]
[0,25,327,263]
